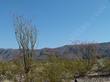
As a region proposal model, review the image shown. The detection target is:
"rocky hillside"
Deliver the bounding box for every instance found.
[0,42,110,61]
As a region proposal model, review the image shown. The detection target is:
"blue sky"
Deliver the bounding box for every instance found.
[0,0,110,49]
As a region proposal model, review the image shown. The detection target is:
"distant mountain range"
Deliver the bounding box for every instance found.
[0,42,110,61]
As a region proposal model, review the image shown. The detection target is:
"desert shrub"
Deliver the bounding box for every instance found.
[100,58,110,72]
[0,56,94,82]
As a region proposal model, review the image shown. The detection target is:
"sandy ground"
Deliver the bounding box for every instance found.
[1,78,110,82]
[77,77,110,82]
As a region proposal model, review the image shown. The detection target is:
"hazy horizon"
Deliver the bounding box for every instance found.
[0,0,110,48]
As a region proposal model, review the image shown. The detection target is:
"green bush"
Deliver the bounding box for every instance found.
[0,56,94,82]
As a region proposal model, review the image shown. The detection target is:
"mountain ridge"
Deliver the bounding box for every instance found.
[0,42,110,61]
